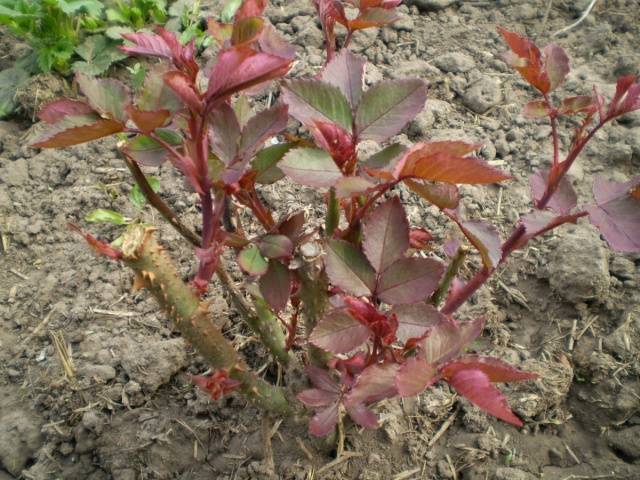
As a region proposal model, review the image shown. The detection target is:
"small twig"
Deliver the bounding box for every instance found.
[568,319,578,351]
[564,443,581,465]
[91,308,137,317]
[552,0,598,37]
[337,410,345,458]
[428,404,460,448]
[262,416,275,474]
[296,437,314,462]
[576,315,599,340]
[9,269,29,280]
[13,306,58,358]
[50,331,76,379]
[393,467,421,480]
[316,452,363,475]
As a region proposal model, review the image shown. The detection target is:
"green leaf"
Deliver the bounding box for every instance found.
[106,26,135,40]
[282,79,353,132]
[253,143,292,184]
[58,0,104,17]
[238,244,269,276]
[0,67,29,118]
[76,73,130,122]
[129,176,160,209]
[355,79,427,143]
[85,209,128,225]
[221,0,243,22]
[325,239,376,297]
[279,148,343,188]
[73,36,127,76]
[123,129,182,166]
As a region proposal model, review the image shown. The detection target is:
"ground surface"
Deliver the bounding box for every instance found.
[1,0,640,479]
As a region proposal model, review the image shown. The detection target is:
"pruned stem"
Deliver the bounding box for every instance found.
[121,226,290,414]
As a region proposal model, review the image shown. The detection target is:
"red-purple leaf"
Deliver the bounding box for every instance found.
[558,95,595,116]
[76,73,130,122]
[345,402,378,429]
[421,317,485,365]
[32,115,124,148]
[446,368,524,427]
[125,105,170,133]
[348,7,398,30]
[543,43,570,92]
[121,129,182,167]
[121,31,173,59]
[355,79,427,143]
[68,223,123,259]
[209,102,241,165]
[519,210,583,246]
[376,257,444,305]
[164,71,203,113]
[279,148,343,188]
[529,169,577,215]
[335,177,376,198]
[442,356,538,383]
[320,49,366,107]
[310,309,371,353]
[137,63,183,113]
[259,260,291,311]
[258,234,294,259]
[395,356,438,397]
[231,16,264,46]
[459,219,502,269]
[498,27,549,94]
[586,176,640,252]
[207,46,293,101]
[522,100,552,119]
[392,303,445,344]
[346,363,399,405]
[405,179,460,209]
[363,197,410,274]
[606,75,640,118]
[409,228,434,249]
[277,211,306,243]
[297,388,338,407]
[309,402,340,437]
[282,79,353,131]
[239,103,289,160]
[235,0,267,20]
[38,99,94,123]
[390,142,510,185]
[325,239,376,296]
[306,365,340,393]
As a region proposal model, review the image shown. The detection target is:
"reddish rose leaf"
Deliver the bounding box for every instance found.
[137,63,183,113]
[32,115,124,148]
[346,402,379,429]
[231,16,264,46]
[543,43,570,92]
[209,102,241,165]
[348,7,398,30]
[409,228,434,249]
[279,148,343,188]
[121,129,182,167]
[277,211,306,243]
[207,46,293,101]
[443,356,538,383]
[405,179,460,209]
[325,239,376,296]
[191,370,241,400]
[320,49,366,107]
[529,169,577,215]
[558,95,595,116]
[121,31,173,59]
[586,176,640,252]
[164,70,203,113]
[310,309,371,353]
[38,99,94,123]
[259,234,294,259]
[395,356,438,397]
[519,210,583,247]
[310,120,354,166]
[235,0,267,19]
[125,105,170,133]
[282,79,353,131]
[309,402,340,437]
[522,100,551,119]
[376,257,444,305]
[306,365,340,393]
[392,303,445,344]
[259,260,291,311]
[498,27,549,94]
[355,79,427,143]
[346,363,399,405]
[68,223,122,259]
[394,142,510,185]
[76,73,130,122]
[459,220,502,269]
[421,317,485,365]
[297,388,338,407]
[446,368,524,427]
[335,177,376,198]
[239,103,289,160]
[606,75,640,118]
[363,197,410,274]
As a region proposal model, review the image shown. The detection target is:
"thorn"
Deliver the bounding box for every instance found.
[132,273,145,291]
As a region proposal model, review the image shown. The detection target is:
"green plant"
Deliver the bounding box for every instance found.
[105,0,166,32]
[31,0,639,446]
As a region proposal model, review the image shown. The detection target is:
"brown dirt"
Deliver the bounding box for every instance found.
[1,0,640,479]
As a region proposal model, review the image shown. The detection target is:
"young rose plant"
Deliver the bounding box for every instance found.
[31,0,640,442]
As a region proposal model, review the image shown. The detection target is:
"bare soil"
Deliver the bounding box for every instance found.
[1,1,639,479]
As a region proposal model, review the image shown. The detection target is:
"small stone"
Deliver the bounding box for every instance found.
[494,467,537,480]
[391,12,414,31]
[433,52,475,73]
[609,256,636,281]
[608,426,640,461]
[368,453,382,464]
[81,364,116,382]
[82,411,105,434]
[0,408,43,476]
[462,75,502,114]
[120,338,187,392]
[1,158,29,187]
[59,442,74,456]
